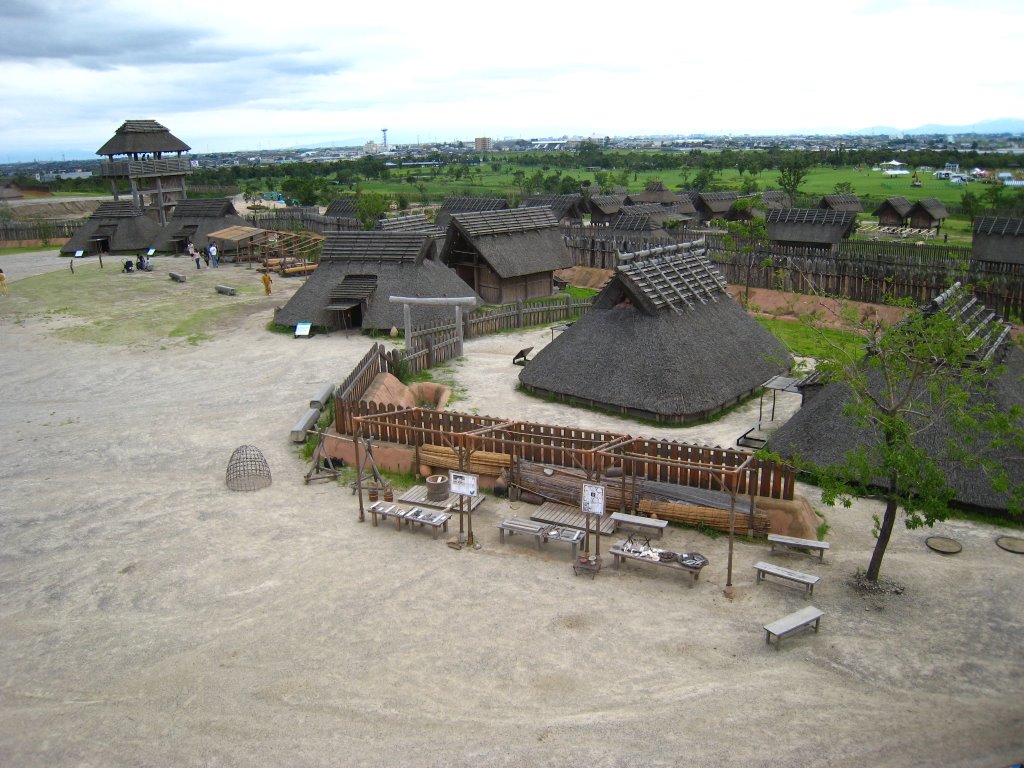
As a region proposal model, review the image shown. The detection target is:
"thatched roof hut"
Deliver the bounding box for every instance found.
[60,201,162,256]
[765,209,858,251]
[908,198,949,231]
[587,194,626,224]
[151,198,247,253]
[377,212,443,235]
[96,120,190,158]
[694,192,739,222]
[973,217,1024,264]
[435,197,509,230]
[768,285,1020,512]
[518,242,793,424]
[873,196,913,227]
[521,194,584,223]
[275,231,477,331]
[440,208,573,304]
[819,193,863,212]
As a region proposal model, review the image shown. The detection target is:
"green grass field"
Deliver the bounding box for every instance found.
[0,259,271,346]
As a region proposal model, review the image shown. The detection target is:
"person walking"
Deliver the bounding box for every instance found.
[209,242,219,268]
[0,267,8,297]
[261,271,273,295]
[188,241,201,269]
[202,248,210,268]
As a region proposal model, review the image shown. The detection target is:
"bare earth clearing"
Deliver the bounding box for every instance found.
[1,251,1022,767]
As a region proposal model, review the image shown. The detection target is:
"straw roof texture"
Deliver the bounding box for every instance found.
[275,232,477,330]
[768,344,1024,512]
[151,198,248,252]
[519,249,791,422]
[819,193,864,212]
[96,120,190,156]
[910,198,949,221]
[442,208,573,278]
[769,286,1021,512]
[873,196,913,218]
[766,208,858,242]
[625,182,679,205]
[588,195,626,215]
[325,198,359,218]
[60,201,161,255]
[436,197,509,229]
[974,217,1024,237]
[521,194,584,220]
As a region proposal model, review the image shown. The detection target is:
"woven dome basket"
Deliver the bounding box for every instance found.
[226,445,272,491]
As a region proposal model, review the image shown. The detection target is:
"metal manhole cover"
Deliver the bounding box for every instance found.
[995,536,1024,554]
[925,536,962,554]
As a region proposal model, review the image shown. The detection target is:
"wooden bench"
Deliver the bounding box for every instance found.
[402,507,451,538]
[611,512,668,539]
[367,502,406,531]
[763,606,824,649]
[609,542,706,587]
[753,561,820,596]
[512,347,533,366]
[497,517,585,560]
[768,533,830,561]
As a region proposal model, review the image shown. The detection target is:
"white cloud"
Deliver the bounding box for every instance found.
[1,0,1021,160]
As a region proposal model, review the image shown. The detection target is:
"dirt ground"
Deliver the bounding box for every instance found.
[1,250,1022,767]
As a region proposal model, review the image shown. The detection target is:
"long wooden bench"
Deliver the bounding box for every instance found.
[609,542,706,587]
[753,561,819,595]
[611,512,668,539]
[763,606,824,649]
[768,533,830,561]
[497,517,585,560]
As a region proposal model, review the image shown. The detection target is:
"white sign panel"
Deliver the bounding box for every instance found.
[449,470,478,498]
[581,483,606,517]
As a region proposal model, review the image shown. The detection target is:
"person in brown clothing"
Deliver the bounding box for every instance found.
[261,272,273,295]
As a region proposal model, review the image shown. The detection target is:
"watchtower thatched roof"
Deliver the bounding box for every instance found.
[60,201,162,255]
[819,193,863,212]
[518,242,792,423]
[96,120,190,157]
[768,284,1020,512]
[441,208,572,278]
[275,231,477,330]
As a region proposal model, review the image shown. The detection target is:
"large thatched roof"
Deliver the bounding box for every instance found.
[625,182,679,206]
[519,243,792,423]
[325,198,359,218]
[96,120,190,157]
[521,194,584,220]
[588,195,626,215]
[150,198,248,252]
[873,196,913,218]
[909,198,948,221]
[435,197,509,229]
[441,208,573,278]
[769,285,1021,512]
[974,217,1024,237]
[275,231,477,330]
[60,201,162,255]
[766,208,858,243]
[819,193,863,212]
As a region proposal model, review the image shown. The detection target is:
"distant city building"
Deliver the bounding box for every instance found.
[474,137,493,152]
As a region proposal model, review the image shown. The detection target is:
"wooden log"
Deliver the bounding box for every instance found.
[638,498,770,537]
[419,444,511,475]
[310,382,336,411]
[169,272,186,283]
[290,407,321,443]
[282,264,317,276]
[215,285,237,296]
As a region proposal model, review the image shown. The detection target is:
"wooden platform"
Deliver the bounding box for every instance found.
[398,484,485,512]
[529,501,615,535]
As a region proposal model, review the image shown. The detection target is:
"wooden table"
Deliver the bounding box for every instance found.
[402,507,451,538]
[609,541,707,587]
[367,502,406,530]
[497,517,585,560]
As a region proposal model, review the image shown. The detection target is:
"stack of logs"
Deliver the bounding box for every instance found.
[638,499,770,537]
[418,444,511,477]
[259,258,317,276]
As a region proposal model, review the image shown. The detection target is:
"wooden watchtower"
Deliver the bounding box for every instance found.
[96,120,192,226]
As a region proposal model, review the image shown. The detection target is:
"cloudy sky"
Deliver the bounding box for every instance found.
[1,0,1021,161]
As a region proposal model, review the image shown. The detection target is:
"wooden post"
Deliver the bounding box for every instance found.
[354,434,366,523]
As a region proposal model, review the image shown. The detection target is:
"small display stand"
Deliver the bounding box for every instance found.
[294,322,313,338]
[573,554,601,579]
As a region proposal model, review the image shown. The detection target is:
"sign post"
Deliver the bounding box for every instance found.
[449,470,479,546]
[581,482,606,562]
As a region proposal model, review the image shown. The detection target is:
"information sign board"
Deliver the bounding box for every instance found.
[449,470,478,497]
[582,483,606,517]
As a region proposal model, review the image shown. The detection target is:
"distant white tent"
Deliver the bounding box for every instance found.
[881,159,907,167]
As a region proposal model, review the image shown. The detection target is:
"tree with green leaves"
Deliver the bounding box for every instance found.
[779,288,1023,582]
[717,194,768,305]
[777,156,811,202]
[355,192,390,230]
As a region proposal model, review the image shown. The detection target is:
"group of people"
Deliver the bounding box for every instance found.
[123,255,153,273]
[187,241,219,269]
